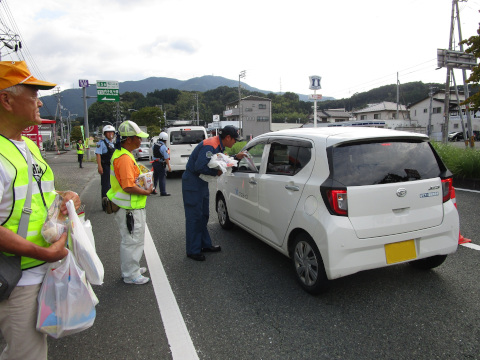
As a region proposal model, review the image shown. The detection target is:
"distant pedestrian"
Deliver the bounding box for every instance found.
[96,124,116,210]
[182,125,246,261]
[77,139,85,168]
[107,120,154,284]
[151,131,172,196]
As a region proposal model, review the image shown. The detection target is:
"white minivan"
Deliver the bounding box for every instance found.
[164,126,207,172]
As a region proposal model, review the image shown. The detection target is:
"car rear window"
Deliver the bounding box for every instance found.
[170,130,205,145]
[330,140,442,186]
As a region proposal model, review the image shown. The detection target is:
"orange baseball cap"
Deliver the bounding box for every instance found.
[0,61,56,91]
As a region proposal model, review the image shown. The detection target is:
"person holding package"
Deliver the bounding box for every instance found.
[107,120,154,284]
[182,125,246,261]
[0,61,81,360]
[95,124,115,210]
[151,131,171,196]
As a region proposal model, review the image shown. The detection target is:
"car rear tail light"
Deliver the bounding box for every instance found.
[327,190,348,216]
[441,178,453,203]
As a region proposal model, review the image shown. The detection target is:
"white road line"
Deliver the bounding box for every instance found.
[460,242,480,251]
[455,187,480,194]
[144,226,199,360]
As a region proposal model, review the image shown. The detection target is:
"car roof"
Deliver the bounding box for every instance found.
[255,127,428,145]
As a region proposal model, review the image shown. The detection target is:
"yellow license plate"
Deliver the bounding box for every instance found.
[385,240,417,264]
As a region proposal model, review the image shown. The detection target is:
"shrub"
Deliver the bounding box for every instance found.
[431,142,480,179]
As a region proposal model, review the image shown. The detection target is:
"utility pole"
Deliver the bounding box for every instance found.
[396,72,399,121]
[428,86,436,136]
[443,0,456,144]
[54,87,64,152]
[441,0,476,146]
[456,0,474,147]
[239,70,246,136]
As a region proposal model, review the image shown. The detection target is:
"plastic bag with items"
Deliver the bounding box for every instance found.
[135,171,154,190]
[41,193,68,244]
[36,250,98,339]
[66,200,104,285]
[199,153,238,182]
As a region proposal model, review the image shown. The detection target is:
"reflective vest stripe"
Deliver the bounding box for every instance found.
[106,148,147,210]
[0,136,56,270]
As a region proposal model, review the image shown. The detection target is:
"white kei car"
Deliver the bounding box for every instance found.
[215,127,459,294]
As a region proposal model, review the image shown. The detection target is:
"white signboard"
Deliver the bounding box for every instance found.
[309,94,323,100]
[213,114,220,122]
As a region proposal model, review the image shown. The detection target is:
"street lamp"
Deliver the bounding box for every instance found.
[238,70,246,136]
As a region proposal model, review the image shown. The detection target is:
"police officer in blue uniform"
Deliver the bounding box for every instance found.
[152,132,172,196]
[182,125,245,261]
[95,125,116,210]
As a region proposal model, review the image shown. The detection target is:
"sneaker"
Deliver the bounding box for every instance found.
[123,275,150,285]
[121,267,147,278]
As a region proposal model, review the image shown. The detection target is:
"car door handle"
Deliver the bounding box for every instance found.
[249,179,257,185]
[285,185,299,191]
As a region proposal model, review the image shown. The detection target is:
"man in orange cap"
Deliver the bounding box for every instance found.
[0,61,81,360]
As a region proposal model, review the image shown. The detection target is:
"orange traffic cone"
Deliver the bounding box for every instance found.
[451,187,472,244]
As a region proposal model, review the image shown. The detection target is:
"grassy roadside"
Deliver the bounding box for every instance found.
[431,142,480,179]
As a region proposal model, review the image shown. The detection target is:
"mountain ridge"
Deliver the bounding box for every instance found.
[39,75,333,118]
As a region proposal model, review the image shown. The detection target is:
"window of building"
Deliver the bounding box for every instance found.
[423,108,428,113]
[245,108,252,112]
[258,104,266,109]
[257,116,269,122]
[374,114,380,119]
[453,124,459,129]
[432,107,442,114]
[360,115,366,120]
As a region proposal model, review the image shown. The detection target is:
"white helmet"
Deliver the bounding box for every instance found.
[103,125,115,134]
[159,132,168,141]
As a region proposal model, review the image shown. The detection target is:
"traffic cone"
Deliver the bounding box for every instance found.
[451,187,472,244]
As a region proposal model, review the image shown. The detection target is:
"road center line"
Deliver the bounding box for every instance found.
[144,225,199,360]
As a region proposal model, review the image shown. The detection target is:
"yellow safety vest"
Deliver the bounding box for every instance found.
[77,143,84,154]
[107,148,147,210]
[0,136,56,270]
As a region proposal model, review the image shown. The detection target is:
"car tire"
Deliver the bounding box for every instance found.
[216,195,233,229]
[291,233,329,294]
[408,254,448,270]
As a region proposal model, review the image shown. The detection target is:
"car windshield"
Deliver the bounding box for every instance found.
[170,130,205,145]
[331,140,442,186]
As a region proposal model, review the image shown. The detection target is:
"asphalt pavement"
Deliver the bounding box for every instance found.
[1,149,479,360]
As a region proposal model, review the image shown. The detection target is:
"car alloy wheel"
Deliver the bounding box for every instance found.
[292,234,328,294]
[216,195,233,229]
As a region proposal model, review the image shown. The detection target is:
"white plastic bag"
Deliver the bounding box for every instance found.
[36,251,97,339]
[206,153,238,174]
[66,200,104,285]
[41,193,68,244]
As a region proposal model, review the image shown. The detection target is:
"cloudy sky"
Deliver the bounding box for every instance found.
[2,0,479,99]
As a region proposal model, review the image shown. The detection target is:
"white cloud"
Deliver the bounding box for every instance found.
[3,0,479,99]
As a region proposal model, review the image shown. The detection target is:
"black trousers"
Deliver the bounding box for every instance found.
[100,162,111,198]
[77,154,83,168]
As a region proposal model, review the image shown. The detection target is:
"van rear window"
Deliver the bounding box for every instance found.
[170,130,205,145]
[330,140,442,186]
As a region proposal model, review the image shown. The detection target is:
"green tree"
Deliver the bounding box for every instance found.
[70,126,83,142]
[131,106,164,129]
[460,23,480,111]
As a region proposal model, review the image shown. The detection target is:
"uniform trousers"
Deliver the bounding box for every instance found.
[152,161,167,195]
[114,207,146,280]
[0,284,47,360]
[100,162,111,199]
[182,181,213,255]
